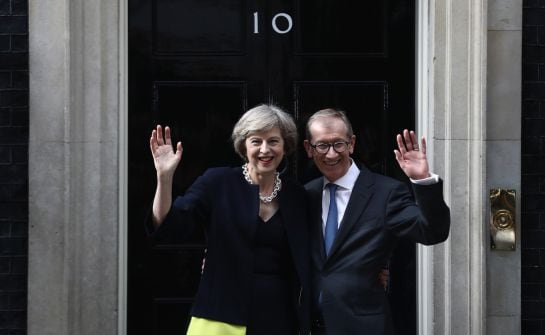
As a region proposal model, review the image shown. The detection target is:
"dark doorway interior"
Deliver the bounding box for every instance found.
[128,1,416,334]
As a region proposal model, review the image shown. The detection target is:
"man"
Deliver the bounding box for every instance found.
[303,108,450,335]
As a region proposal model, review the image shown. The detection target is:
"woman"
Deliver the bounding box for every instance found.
[149,104,310,335]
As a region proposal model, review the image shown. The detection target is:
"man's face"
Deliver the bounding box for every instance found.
[304,117,355,182]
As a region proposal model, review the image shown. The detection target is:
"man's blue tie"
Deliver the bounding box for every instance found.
[324,183,338,256]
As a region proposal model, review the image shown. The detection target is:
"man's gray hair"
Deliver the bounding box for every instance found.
[306,108,354,140]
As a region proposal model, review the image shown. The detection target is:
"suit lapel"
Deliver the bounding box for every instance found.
[325,167,375,262]
[306,179,327,263]
[233,167,260,239]
[278,184,304,281]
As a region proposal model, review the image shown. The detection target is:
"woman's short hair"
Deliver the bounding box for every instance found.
[232,104,298,160]
[305,108,354,140]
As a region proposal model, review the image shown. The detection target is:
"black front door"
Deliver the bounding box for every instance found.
[128,1,415,334]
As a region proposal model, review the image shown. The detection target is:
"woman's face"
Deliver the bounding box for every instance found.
[245,127,285,177]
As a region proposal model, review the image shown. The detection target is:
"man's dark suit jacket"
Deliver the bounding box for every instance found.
[149,167,311,333]
[305,165,450,335]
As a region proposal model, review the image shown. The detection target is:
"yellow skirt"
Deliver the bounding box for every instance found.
[186,316,246,335]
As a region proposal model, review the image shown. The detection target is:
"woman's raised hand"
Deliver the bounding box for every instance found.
[150,125,183,180]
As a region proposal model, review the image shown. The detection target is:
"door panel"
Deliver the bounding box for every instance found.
[296,1,386,55]
[153,0,246,54]
[129,1,415,334]
[153,82,246,185]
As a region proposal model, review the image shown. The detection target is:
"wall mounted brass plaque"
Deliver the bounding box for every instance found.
[490,188,516,251]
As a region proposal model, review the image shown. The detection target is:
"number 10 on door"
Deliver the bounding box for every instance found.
[253,12,293,34]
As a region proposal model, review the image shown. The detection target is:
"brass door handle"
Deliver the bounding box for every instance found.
[490,188,516,251]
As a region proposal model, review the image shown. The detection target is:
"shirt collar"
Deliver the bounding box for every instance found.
[322,159,360,191]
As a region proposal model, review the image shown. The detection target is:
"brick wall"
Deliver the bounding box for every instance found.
[0,0,28,334]
[522,0,545,334]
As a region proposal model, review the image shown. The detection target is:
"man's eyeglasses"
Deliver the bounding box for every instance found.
[309,141,350,154]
